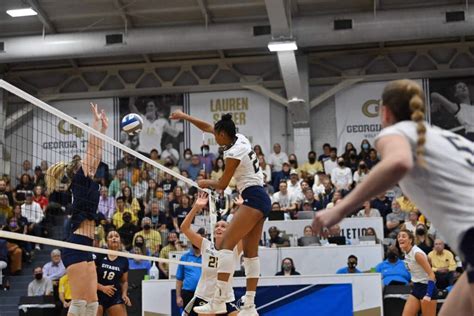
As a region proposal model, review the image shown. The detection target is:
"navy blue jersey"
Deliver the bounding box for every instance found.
[70,167,100,230]
[95,254,129,290]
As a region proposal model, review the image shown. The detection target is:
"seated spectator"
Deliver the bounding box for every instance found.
[370,192,392,220]
[0,239,8,290]
[133,217,162,256]
[311,172,325,195]
[148,199,165,229]
[358,139,371,161]
[161,143,180,165]
[300,151,324,177]
[133,235,150,256]
[288,154,299,173]
[0,194,13,225]
[272,181,297,215]
[275,257,301,276]
[33,166,46,188]
[375,246,411,286]
[396,195,417,213]
[331,157,353,192]
[321,224,348,245]
[272,162,291,192]
[415,223,434,254]
[117,212,140,250]
[402,210,420,234]
[187,155,202,181]
[386,201,406,238]
[177,170,192,195]
[159,232,183,279]
[58,274,72,316]
[345,149,359,174]
[33,185,48,211]
[121,186,141,217]
[28,266,53,296]
[364,227,381,244]
[174,195,192,228]
[325,190,342,209]
[128,246,152,273]
[336,255,362,274]
[428,239,456,289]
[268,143,289,175]
[286,170,302,197]
[353,161,369,185]
[198,144,215,177]
[0,179,14,207]
[162,173,177,195]
[323,147,338,175]
[179,148,193,171]
[299,188,323,212]
[356,201,381,218]
[98,186,115,222]
[47,180,72,215]
[108,169,126,198]
[14,174,34,205]
[133,170,149,201]
[211,157,225,181]
[446,267,464,293]
[297,226,315,246]
[318,178,335,208]
[365,148,380,169]
[267,226,290,248]
[258,155,272,185]
[318,143,331,163]
[112,196,137,229]
[42,249,66,288]
[21,192,44,250]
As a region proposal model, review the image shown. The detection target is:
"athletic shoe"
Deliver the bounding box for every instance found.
[193,301,227,314]
[238,304,259,316]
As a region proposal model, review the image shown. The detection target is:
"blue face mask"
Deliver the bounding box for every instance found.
[362,144,369,150]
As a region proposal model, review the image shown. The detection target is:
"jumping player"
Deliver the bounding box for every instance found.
[398,229,437,316]
[170,111,271,316]
[312,79,474,316]
[96,230,131,316]
[180,191,241,316]
[46,103,108,316]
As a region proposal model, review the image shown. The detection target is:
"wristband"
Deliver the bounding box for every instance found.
[426,280,435,298]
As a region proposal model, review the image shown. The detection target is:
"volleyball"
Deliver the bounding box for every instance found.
[121,113,143,135]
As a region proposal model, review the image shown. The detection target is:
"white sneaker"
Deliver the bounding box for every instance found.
[193,301,227,314]
[238,304,259,316]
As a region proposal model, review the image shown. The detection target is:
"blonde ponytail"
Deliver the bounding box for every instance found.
[45,162,66,193]
[407,83,427,167]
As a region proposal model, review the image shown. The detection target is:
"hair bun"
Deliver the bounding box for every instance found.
[221,113,232,121]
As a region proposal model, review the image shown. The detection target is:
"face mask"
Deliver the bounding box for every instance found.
[362,144,369,150]
[289,159,296,164]
[348,262,357,269]
[135,242,144,248]
[282,264,292,271]
[156,192,164,199]
[123,216,131,223]
[416,228,426,235]
[360,164,366,169]
[202,149,209,156]
[143,224,151,230]
[184,154,192,160]
[350,153,356,159]
[35,273,43,280]
[338,161,345,167]
[308,157,316,163]
[9,221,17,228]
[387,252,398,261]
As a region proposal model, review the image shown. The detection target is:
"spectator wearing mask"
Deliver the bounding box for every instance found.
[402,211,421,235]
[272,181,297,215]
[415,223,434,254]
[288,154,299,173]
[14,174,34,205]
[133,217,162,256]
[386,200,406,238]
[275,258,301,276]
[179,149,193,171]
[159,231,183,278]
[28,266,53,296]
[428,239,456,290]
[33,166,46,188]
[187,155,202,181]
[272,162,291,192]
[336,255,362,274]
[198,145,215,176]
[356,201,381,218]
[21,192,44,250]
[128,246,152,273]
[267,226,290,248]
[331,157,353,191]
[323,148,338,175]
[375,246,411,286]
[112,196,137,229]
[175,243,202,312]
[365,148,380,169]
[98,186,115,221]
[0,179,14,207]
[268,143,289,173]
[345,149,359,174]
[318,143,331,162]
[133,235,150,256]
[358,139,371,161]
[117,211,140,250]
[353,161,369,185]
[300,151,324,177]
[371,192,392,220]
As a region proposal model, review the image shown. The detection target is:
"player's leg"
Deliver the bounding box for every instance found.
[105,304,127,316]
[439,272,473,316]
[67,262,90,316]
[401,295,421,316]
[420,299,437,316]
[96,305,104,316]
[84,261,99,316]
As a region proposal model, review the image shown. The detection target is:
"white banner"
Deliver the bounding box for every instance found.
[32,98,116,167]
[188,90,270,154]
[335,80,422,152]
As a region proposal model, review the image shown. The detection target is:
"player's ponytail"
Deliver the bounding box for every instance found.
[46,162,66,193]
[382,79,427,167]
[214,113,236,139]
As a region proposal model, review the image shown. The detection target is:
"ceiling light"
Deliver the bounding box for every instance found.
[6,8,37,17]
[268,40,298,52]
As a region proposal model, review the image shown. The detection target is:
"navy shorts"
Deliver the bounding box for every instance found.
[98,292,124,310]
[186,297,238,316]
[62,234,94,268]
[241,185,272,217]
[460,227,474,283]
[411,282,437,300]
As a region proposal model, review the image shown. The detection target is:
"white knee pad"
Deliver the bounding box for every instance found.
[243,257,260,278]
[217,249,235,274]
[68,299,87,316]
[85,301,99,316]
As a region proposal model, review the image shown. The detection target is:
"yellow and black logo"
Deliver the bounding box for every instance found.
[362,99,380,118]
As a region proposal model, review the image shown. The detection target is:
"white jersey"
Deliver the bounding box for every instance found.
[404,245,429,283]
[224,134,264,192]
[195,238,240,302]
[456,103,474,133]
[137,116,168,154]
[375,121,474,253]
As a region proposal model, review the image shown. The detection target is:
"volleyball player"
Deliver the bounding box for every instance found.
[46,103,108,316]
[180,191,241,316]
[312,79,474,316]
[398,229,437,316]
[170,111,271,316]
[96,230,131,316]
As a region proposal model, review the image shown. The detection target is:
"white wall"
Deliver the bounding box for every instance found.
[309,85,337,154]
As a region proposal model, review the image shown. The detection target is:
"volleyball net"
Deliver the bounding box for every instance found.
[0,79,218,270]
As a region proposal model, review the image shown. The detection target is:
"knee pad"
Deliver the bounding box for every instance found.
[217,249,235,274]
[68,299,87,316]
[85,301,99,316]
[243,257,260,278]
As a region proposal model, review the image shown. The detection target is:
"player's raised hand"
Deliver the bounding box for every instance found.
[169,109,186,120]
[100,109,109,132]
[195,191,209,208]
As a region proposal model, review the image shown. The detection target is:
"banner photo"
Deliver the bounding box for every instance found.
[118,95,185,157]
[428,77,474,142]
[32,98,116,167]
[188,90,271,155]
[335,80,422,152]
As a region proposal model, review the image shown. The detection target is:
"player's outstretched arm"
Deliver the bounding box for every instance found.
[83,103,108,177]
[180,191,208,249]
[197,158,240,190]
[312,134,413,234]
[169,109,214,134]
